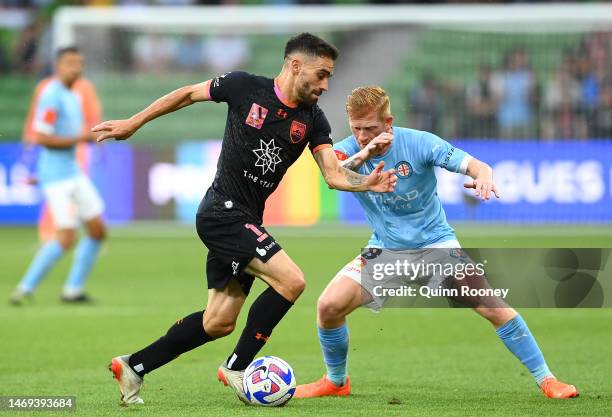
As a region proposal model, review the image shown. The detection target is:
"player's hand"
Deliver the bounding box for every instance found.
[361,132,393,160]
[92,119,138,142]
[464,179,500,200]
[366,161,397,193]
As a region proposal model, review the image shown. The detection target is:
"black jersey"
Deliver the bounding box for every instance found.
[200,71,333,222]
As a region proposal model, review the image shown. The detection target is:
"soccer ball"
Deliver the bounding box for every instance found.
[242,356,296,406]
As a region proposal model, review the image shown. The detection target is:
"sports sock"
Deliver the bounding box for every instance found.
[64,236,101,295]
[318,324,349,386]
[496,314,553,385]
[129,310,212,378]
[226,286,293,371]
[19,240,65,293]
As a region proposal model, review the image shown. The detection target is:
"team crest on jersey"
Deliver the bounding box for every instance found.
[245,103,268,130]
[395,161,413,178]
[290,120,307,143]
[253,138,282,175]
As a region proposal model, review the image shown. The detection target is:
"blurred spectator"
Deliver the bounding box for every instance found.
[492,48,536,139]
[464,64,498,139]
[579,56,599,113]
[577,32,612,138]
[203,34,249,73]
[409,74,443,133]
[593,80,612,138]
[154,0,195,4]
[14,23,41,74]
[541,62,586,139]
[132,33,176,73]
[116,0,148,4]
[0,40,10,73]
[175,33,204,71]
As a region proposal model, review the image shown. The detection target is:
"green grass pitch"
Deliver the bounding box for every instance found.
[1,224,611,417]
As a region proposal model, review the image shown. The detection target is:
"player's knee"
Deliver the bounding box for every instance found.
[317,296,344,324]
[285,269,306,299]
[86,219,106,241]
[204,316,236,338]
[88,225,106,241]
[57,231,76,250]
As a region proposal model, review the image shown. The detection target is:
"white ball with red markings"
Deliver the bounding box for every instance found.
[242,356,296,406]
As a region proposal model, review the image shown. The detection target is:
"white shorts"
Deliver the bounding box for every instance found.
[42,175,105,229]
[336,239,462,311]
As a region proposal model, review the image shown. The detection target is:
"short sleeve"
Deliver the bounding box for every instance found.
[208,71,252,105]
[420,131,471,174]
[34,88,60,135]
[308,110,333,154]
[332,136,360,161]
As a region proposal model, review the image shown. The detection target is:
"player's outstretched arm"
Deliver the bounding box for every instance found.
[34,131,95,149]
[463,158,501,200]
[92,80,212,142]
[314,147,397,193]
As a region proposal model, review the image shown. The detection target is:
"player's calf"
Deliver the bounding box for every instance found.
[224,286,294,371]
[126,310,214,379]
[474,305,517,328]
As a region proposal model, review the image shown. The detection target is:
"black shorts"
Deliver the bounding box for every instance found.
[196,195,282,296]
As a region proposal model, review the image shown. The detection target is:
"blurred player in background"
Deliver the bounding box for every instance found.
[10,47,106,305]
[21,62,103,242]
[93,33,396,406]
[295,86,578,400]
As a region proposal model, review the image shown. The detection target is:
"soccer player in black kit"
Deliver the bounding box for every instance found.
[93,33,397,405]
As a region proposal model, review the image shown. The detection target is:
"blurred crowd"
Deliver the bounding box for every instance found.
[0,0,397,6]
[132,33,249,73]
[409,33,612,140]
[0,21,251,75]
[2,1,612,140]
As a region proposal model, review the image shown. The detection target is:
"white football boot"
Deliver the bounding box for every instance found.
[108,355,144,405]
[217,363,250,405]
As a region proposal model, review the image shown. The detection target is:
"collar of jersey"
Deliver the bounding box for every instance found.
[273,79,298,109]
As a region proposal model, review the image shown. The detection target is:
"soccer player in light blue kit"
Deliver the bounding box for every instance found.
[296,86,577,399]
[10,47,106,305]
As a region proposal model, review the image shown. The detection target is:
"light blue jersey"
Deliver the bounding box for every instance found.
[33,79,83,185]
[334,127,471,249]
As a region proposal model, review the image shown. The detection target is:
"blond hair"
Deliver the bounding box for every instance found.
[345,86,391,121]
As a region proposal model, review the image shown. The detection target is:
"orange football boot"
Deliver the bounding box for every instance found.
[540,377,579,399]
[294,375,350,398]
[217,367,228,386]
